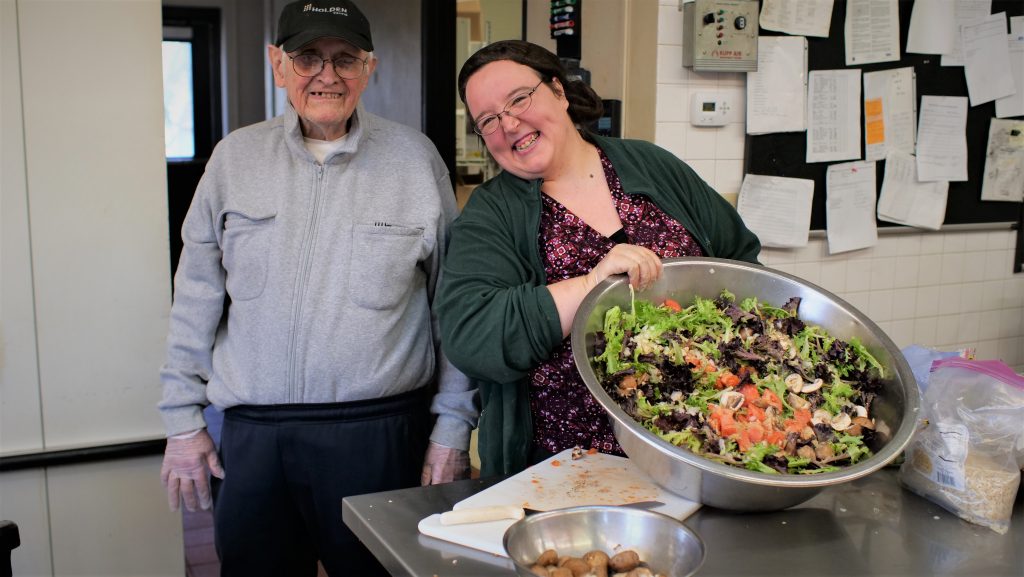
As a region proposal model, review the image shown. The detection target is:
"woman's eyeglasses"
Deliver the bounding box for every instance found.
[473,80,544,136]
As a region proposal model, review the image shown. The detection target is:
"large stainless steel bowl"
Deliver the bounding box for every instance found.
[570,257,920,511]
[503,506,705,577]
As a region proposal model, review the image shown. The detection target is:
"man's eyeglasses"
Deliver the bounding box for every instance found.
[473,80,544,136]
[288,53,367,79]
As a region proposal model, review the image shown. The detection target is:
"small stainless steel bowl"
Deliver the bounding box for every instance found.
[570,257,921,511]
[503,505,705,577]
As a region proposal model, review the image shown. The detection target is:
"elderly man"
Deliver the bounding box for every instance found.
[157,1,477,575]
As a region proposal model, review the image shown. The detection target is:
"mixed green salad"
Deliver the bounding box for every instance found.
[592,290,886,474]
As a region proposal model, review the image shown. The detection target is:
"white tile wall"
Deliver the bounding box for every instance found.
[654,9,1024,373]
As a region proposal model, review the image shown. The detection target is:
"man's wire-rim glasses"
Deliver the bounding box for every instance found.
[288,53,367,79]
[473,79,545,136]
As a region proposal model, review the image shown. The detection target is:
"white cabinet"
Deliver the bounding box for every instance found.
[1,1,181,574]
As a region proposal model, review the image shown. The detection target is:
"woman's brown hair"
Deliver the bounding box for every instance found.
[458,40,603,127]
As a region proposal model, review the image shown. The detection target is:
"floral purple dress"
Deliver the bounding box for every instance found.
[529,148,705,456]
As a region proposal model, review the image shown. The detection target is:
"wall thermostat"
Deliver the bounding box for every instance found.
[690,92,733,127]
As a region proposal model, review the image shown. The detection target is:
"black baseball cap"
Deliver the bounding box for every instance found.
[276,0,373,53]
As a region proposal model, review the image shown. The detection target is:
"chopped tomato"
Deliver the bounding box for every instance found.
[743,404,766,423]
[716,371,740,389]
[708,406,738,437]
[746,421,765,443]
[587,447,598,455]
[736,430,752,452]
[551,460,561,467]
[738,384,760,404]
[783,408,812,434]
[663,298,682,312]
[685,352,703,369]
[765,430,787,446]
[761,388,783,412]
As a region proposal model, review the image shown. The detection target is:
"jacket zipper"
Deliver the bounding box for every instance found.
[286,163,325,402]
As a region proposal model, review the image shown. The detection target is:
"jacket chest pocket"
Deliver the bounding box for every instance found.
[221,211,276,301]
[349,223,424,310]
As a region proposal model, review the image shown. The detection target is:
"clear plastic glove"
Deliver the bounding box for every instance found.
[421,441,470,486]
[588,243,663,291]
[160,429,225,512]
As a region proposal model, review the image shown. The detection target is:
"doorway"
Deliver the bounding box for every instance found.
[453,1,526,208]
[162,6,223,281]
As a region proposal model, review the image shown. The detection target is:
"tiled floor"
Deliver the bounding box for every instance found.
[182,508,329,577]
[182,508,219,577]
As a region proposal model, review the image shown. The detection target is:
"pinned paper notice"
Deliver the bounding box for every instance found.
[826,161,878,254]
[736,174,814,248]
[981,118,1024,202]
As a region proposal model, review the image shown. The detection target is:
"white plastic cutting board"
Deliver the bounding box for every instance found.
[418,449,701,557]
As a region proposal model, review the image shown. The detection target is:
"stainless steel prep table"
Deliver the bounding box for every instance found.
[342,468,1024,576]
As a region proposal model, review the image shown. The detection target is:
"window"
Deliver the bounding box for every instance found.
[162,36,195,159]
[162,7,221,162]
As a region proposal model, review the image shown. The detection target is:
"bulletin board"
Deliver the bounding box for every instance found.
[744,0,1024,231]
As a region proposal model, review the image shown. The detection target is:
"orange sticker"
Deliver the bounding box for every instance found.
[866,120,885,145]
[865,98,883,117]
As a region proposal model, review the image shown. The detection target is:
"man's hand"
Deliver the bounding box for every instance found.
[160,429,225,512]
[421,441,471,486]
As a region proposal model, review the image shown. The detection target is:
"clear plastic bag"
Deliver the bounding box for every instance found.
[898,358,1024,534]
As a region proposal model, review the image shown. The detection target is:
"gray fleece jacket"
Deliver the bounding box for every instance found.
[158,104,477,450]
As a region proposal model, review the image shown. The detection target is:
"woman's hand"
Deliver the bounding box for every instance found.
[587,244,663,291]
[549,244,663,337]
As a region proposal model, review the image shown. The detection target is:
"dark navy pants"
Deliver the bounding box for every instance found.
[213,388,432,577]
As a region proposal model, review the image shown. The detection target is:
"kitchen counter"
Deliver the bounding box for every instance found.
[342,467,1023,576]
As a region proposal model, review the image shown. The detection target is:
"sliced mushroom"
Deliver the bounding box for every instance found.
[784,373,804,393]
[801,378,824,394]
[719,390,745,411]
[669,390,684,403]
[853,405,868,418]
[799,426,816,441]
[616,375,638,398]
[853,416,875,430]
[797,445,817,461]
[814,442,835,461]
[787,392,811,410]
[811,409,832,426]
[830,412,852,431]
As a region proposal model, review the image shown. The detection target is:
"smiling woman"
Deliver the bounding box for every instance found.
[438,41,760,479]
